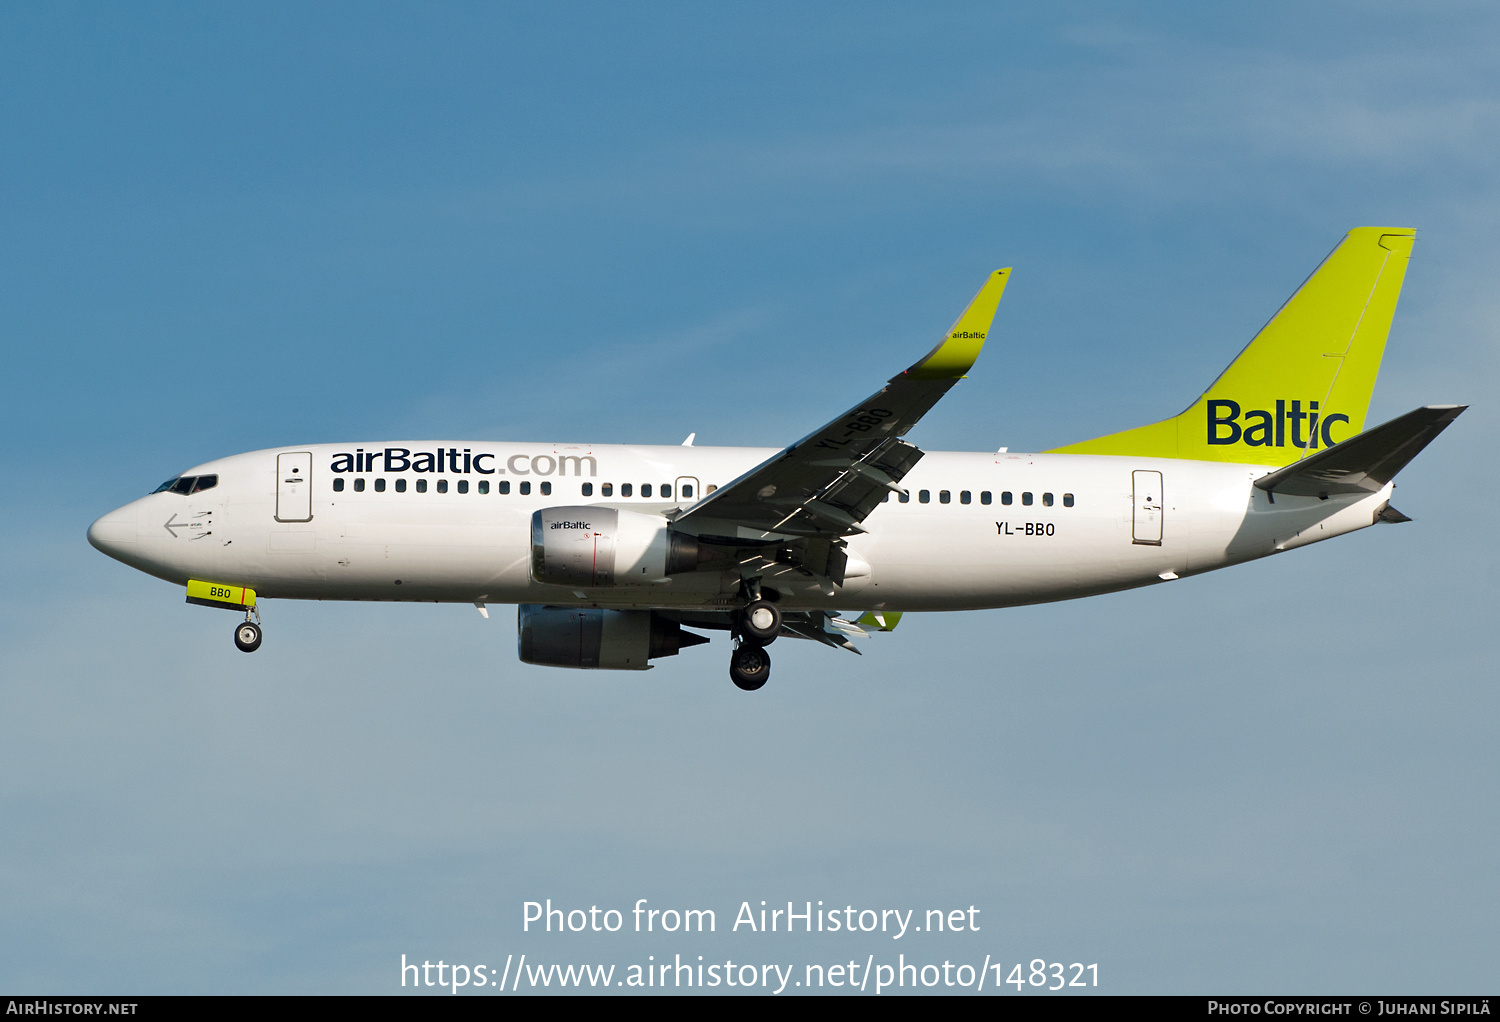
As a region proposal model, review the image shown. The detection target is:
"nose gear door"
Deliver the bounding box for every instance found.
[276,452,314,522]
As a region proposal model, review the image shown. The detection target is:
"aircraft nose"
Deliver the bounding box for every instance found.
[88,504,138,561]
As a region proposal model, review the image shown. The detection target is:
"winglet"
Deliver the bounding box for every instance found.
[903,269,1011,381]
[856,610,903,632]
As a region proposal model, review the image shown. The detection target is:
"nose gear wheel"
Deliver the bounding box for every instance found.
[234,620,263,653]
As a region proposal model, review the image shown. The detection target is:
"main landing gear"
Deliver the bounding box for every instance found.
[234,607,262,653]
[729,595,781,692]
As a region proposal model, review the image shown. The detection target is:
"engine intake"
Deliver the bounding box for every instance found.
[517,605,708,670]
[530,506,702,587]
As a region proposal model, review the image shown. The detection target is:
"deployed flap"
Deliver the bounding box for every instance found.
[1049,228,1416,465]
[1253,405,1465,498]
[677,270,1010,540]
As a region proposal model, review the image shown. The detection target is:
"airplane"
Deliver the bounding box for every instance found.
[88,227,1464,691]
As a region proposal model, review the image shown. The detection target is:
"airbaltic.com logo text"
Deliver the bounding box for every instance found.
[329,449,597,476]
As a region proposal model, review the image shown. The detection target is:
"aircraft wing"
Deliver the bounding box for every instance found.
[676,270,1010,551]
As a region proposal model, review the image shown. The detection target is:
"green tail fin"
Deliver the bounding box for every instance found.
[1048,227,1416,465]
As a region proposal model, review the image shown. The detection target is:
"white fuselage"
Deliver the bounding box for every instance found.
[87,441,1395,613]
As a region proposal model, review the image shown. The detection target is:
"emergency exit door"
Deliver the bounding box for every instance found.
[276,452,313,522]
[1132,470,1163,546]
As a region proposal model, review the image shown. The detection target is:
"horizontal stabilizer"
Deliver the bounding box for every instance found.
[1375,501,1412,524]
[1254,405,1466,498]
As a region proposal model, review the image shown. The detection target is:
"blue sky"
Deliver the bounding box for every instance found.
[2,2,1496,993]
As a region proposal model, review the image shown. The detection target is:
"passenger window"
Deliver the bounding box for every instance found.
[191,475,218,493]
[458,480,469,494]
[396,478,407,493]
[437,479,448,493]
[354,478,366,492]
[333,478,345,492]
[1022,492,1033,505]
[375,478,386,492]
[582,483,593,496]
[682,484,693,498]
[706,484,717,493]
[939,490,951,504]
[1063,493,1075,507]
[520,481,531,495]
[980,491,992,505]
[478,480,490,494]
[1042,492,1053,506]
[499,481,510,494]
[960,490,971,504]
[416,479,428,493]
[621,483,633,497]
[541,482,551,496]
[662,484,672,498]
[641,484,652,498]
[899,491,910,503]
[1001,491,1013,505]
[882,492,890,502]
[919,490,930,503]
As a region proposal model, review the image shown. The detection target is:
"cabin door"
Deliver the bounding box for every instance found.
[276,452,314,522]
[1132,470,1163,546]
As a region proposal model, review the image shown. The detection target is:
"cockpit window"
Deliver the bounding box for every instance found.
[152,474,219,496]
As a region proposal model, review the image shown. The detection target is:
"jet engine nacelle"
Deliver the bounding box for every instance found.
[530,506,700,587]
[517,605,707,670]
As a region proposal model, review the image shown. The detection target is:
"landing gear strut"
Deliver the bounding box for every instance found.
[234,607,262,653]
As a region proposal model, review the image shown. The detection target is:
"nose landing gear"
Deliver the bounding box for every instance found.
[233,607,263,653]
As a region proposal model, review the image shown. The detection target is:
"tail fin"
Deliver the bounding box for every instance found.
[1048,227,1416,465]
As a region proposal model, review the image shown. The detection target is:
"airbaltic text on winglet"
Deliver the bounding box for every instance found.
[1208,399,1351,449]
[950,330,986,339]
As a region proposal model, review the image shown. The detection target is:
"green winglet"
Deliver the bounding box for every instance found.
[856,611,903,632]
[903,269,1010,381]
